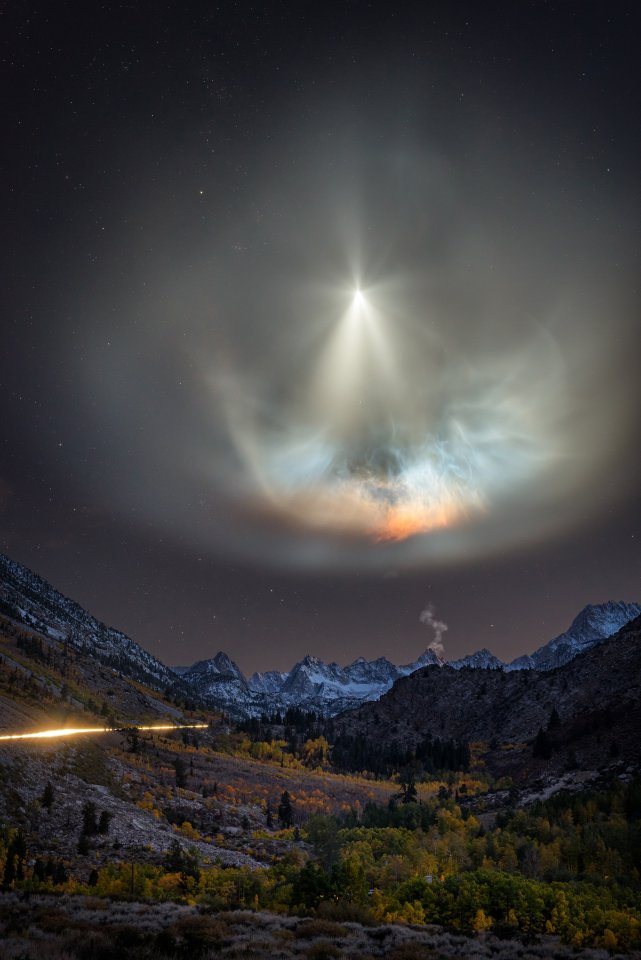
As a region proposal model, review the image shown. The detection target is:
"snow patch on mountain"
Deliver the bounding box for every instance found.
[248,670,289,694]
[183,647,449,718]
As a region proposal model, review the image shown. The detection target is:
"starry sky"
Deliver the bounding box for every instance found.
[2,1,641,674]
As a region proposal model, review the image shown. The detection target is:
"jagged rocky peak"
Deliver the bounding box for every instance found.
[299,654,322,668]
[401,648,445,672]
[281,655,338,695]
[209,650,245,680]
[450,648,505,670]
[566,601,641,643]
[506,654,535,672]
[345,655,396,683]
[185,651,246,682]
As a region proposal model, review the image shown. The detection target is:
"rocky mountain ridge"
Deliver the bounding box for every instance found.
[1,551,639,722]
[0,552,178,694]
[178,601,640,717]
[332,614,641,780]
[180,647,445,718]
[506,600,641,671]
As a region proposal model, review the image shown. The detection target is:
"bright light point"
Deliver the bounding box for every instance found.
[352,289,365,308]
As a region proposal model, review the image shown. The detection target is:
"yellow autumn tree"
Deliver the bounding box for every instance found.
[472,909,493,931]
[301,737,331,769]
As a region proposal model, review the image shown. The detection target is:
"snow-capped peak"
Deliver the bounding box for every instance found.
[187,651,245,682]
[449,648,504,670]
[395,649,445,676]
[506,601,641,671]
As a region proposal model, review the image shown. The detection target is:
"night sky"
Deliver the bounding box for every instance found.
[3,1,640,674]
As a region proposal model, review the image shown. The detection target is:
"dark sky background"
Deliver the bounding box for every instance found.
[2,1,640,674]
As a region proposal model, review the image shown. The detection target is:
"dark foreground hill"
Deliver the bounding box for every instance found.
[332,614,641,782]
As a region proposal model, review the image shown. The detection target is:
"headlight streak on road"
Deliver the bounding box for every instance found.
[0,723,209,743]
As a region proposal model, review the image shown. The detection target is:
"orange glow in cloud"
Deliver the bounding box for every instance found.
[264,479,483,544]
[375,500,465,542]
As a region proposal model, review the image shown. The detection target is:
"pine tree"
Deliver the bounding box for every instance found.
[41,781,55,810]
[53,861,68,885]
[278,790,294,827]
[98,810,112,834]
[548,707,561,730]
[82,801,98,835]
[174,756,188,788]
[398,776,418,805]
[532,727,552,760]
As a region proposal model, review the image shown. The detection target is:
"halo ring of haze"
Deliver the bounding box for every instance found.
[83,128,638,571]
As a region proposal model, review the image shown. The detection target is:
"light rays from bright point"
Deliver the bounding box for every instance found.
[223,283,543,544]
[82,131,638,570]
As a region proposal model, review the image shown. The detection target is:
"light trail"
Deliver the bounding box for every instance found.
[0,723,209,743]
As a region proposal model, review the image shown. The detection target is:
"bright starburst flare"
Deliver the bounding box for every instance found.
[352,288,365,309]
[220,283,554,545]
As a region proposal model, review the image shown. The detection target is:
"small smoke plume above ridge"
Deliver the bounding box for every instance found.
[419,604,448,657]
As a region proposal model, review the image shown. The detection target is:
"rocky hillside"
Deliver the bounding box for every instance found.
[0,553,180,694]
[332,614,641,780]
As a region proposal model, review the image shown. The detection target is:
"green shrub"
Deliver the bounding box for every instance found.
[304,941,342,960]
[295,917,350,939]
[317,900,376,925]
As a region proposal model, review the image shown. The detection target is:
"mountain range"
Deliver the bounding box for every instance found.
[332,611,641,781]
[175,600,641,717]
[178,647,445,718]
[1,551,639,721]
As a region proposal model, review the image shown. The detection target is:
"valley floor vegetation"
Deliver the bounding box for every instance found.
[2,893,639,960]
[0,619,640,956]
[1,764,640,954]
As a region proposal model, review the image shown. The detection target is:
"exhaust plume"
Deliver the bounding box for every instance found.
[419,604,448,657]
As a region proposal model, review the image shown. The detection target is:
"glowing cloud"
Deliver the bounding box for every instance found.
[218,286,579,546]
[81,126,638,571]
